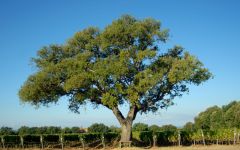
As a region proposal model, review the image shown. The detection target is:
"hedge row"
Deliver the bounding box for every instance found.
[132,129,240,146]
[1,130,239,147]
[0,132,119,145]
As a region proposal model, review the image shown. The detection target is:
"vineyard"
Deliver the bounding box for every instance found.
[0,133,118,149]
[1,129,240,149]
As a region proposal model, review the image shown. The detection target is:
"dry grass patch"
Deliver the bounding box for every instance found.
[112,145,240,150]
[3,145,240,150]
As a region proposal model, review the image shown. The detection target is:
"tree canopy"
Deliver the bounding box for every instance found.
[159,124,178,132]
[194,101,240,130]
[19,15,212,141]
[88,123,110,133]
[132,123,149,131]
[149,125,160,132]
[0,127,16,135]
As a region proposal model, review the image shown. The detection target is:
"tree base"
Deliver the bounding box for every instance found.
[119,141,132,148]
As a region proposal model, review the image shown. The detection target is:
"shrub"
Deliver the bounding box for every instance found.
[133,131,152,145]
[88,123,109,133]
[103,132,119,142]
[3,135,20,144]
[132,123,148,131]
[43,134,59,143]
[149,125,160,132]
[79,133,102,143]
[63,134,79,142]
[23,135,41,143]
[154,131,177,146]
[180,130,192,145]
[109,126,121,133]
[0,127,16,135]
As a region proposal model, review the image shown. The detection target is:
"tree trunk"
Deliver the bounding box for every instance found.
[112,106,138,142]
[120,121,133,141]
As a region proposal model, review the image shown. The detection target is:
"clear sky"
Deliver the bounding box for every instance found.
[0,0,240,129]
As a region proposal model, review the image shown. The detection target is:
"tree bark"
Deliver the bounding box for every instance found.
[112,105,138,141]
[120,121,133,141]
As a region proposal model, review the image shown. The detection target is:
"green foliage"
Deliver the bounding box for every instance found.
[191,129,203,142]
[0,127,16,135]
[139,131,153,144]
[194,101,240,130]
[63,134,79,142]
[19,15,211,115]
[159,124,177,132]
[180,131,192,145]
[217,128,234,141]
[88,123,110,133]
[149,125,160,132]
[194,106,222,130]
[46,126,61,134]
[18,126,31,135]
[42,134,60,142]
[62,127,81,134]
[102,92,118,108]
[79,133,102,143]
[168,131,178,143]
[62,127,72,134]
[182,122,195,132]
[132,131,153,144]
[23,135,40,143]
[109,125,121,133]
[132,123,148,131]
[223,102,240,128]
[102,132,119,142]
[154,131,176,145]
[0,129,239,146]
[34,127,48,134]
[3,135,20,143]
[18,126,61,135]
[71,127,81,133]
[18,15,211,141]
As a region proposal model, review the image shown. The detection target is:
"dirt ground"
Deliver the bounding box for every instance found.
[112,145,240,150]
[2,145,240,150]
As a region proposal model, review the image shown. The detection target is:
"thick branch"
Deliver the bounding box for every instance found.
[112,107,126,125]
[139,87,166,112]
[126,105,138,122]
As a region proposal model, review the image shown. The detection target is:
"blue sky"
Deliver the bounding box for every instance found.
[0,0,240,129]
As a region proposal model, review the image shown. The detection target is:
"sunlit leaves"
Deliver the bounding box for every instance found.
[102,93,118,108]
[19,15,211,114]
[194,101,240,130]
[19,71,64,106]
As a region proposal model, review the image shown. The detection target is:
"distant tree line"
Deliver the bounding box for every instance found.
[0,126,80,135]
[0,123,122,135]
[0,123,178,135]
[183,100,240,132]
[1,101,239,136]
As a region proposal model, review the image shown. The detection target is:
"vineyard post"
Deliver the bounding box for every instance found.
[20,136,24,148]
[153,134,157,147]
[80,136,85,150]
[234,128,236,145]
[60,134,64,150]
[40,135,44,149]
[101,134,105,148]
[1,136,5,149]
[237,133,240,144]
[178,130,181,146]
[201,129,205,146]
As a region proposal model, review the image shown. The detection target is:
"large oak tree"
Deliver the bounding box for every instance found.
[19,15,211,141]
